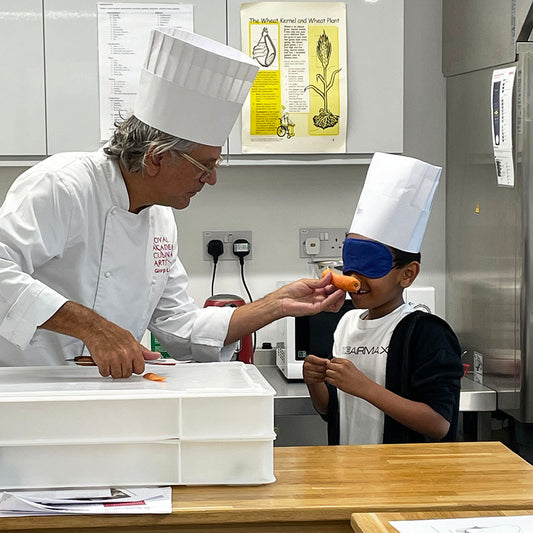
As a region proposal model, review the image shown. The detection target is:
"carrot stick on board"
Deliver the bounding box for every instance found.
[143,372,166,382]
[322,269,361,292]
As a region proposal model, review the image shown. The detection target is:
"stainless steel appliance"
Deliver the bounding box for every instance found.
[444,3,533,422]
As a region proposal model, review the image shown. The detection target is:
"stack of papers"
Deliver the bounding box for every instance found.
[391,514,533,532]
[0,487,171,516]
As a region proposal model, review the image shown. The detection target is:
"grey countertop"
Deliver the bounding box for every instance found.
[459,375,497,412]
[257,365,497,416]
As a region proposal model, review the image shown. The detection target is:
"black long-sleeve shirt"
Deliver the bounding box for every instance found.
[324,311,464,444]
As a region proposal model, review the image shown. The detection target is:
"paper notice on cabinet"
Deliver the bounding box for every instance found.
[491,66,516,187]
[390,514,533,532]
[240,2,347,154]
[97,3,193,142]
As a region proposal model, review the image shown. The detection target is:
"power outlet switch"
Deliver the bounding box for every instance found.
[203,230,253,261]
[304,237,320,255]
[299,228,346,259]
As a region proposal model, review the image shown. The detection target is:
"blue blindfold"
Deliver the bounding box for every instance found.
[342,238,394,278]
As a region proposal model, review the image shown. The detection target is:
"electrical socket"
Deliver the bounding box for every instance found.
[299,227,346,259]
[203,230,253,261]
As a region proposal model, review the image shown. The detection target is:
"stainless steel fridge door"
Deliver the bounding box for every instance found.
[446,54,523,419]
[517,43,533,422]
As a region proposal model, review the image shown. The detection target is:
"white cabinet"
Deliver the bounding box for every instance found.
[44,0,227,154]
[44,0,103,154]
[0,1,46,156]
[0,1,227,157]
[1,1,403,161]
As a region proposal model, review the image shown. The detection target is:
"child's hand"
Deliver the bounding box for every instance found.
[326,357,373,398]
[303,354,329,384]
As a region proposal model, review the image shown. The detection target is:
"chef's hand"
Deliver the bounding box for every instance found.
[303,354,329,384]
[83,322,161,379]
[277,272,345,316]
[226,273,345,345]
[39,301,161,379]
[325,357,374,399]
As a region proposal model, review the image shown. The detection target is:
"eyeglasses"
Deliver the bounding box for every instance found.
[177,151,224,182]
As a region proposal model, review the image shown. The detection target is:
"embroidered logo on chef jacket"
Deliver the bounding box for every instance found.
[342,345,388,356]
[153,235,175,273]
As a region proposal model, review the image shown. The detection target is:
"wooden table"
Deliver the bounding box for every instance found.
[1,442,533,533]
[351,510,533,532]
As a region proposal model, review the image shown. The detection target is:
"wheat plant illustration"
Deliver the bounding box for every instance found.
[304,30,341,129]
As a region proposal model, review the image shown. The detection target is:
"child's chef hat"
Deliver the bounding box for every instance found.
[349,152,442,253]
[134,27,259,146]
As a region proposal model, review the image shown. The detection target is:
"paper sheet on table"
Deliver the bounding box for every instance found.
[390,514,532,532]
[0,487,171,516]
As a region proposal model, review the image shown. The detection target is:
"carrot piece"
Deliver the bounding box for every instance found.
[322,268,361,292]
[143,372,166,382]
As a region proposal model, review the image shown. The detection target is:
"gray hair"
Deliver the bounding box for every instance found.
[104,115,198,173]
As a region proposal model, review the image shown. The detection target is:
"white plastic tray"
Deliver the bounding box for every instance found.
[0,362,275,443]
[0,439,275,488]
[0,362,276,488]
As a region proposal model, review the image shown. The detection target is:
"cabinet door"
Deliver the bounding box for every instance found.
[44,0,227,154]
[45,0,106,154]
[0,1,46,156]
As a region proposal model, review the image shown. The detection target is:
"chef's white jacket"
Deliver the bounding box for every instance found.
[0,150,236,366]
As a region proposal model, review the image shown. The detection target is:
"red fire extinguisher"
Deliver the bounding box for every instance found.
[203,294,254,364]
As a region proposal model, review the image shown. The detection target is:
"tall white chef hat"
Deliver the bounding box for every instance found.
[134,27,259,146]
[349,152,442,253]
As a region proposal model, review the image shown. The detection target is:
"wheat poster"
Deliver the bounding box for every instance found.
[240,2,347,154]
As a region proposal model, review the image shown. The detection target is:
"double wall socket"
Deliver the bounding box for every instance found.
[299,227,346,259]
[203,230,253,261]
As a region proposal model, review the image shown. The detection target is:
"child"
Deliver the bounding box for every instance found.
[303,153,464,445]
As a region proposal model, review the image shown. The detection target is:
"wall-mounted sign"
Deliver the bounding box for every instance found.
[491,66,516,187]
[97,3,193,142]
[240,2,347,154]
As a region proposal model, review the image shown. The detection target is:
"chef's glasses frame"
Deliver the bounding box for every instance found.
[177,151,224,182]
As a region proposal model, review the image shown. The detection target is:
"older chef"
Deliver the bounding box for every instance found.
[0,28,344,379]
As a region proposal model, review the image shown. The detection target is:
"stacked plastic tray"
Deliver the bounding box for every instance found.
[0,362,276,489]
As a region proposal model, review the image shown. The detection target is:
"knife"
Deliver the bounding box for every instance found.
[65,356,178,366]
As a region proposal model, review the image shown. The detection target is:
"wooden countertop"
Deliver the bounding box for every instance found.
[1,441,532,533]
[351,510,533,532]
